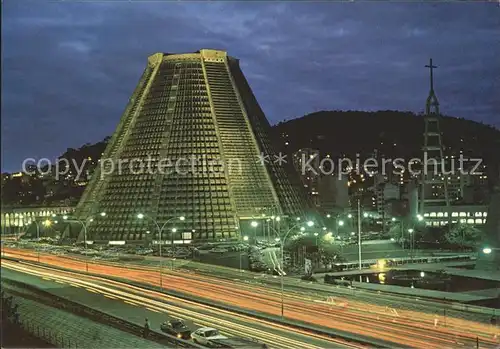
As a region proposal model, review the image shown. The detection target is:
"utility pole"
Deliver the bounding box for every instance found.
[357,199,362,273]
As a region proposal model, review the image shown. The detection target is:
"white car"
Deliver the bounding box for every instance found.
[191,327,227,345]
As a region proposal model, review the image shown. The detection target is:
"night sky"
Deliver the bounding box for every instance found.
[2,1,499,172]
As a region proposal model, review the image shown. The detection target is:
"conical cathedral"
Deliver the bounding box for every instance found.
[70,49,309,243]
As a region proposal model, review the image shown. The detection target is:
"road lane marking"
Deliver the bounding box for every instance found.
[104,295,117,300]
[69,283,80,288]
[85,288,98,293]
[124,300,138,306]
[146,307,161,313]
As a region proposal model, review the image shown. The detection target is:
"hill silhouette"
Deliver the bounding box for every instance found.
[274,110,500,182]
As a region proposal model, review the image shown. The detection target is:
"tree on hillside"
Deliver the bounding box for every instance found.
[445,224,484,247]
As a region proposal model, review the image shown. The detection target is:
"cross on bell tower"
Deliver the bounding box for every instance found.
[425,59,440,115]
[420,58,451,222]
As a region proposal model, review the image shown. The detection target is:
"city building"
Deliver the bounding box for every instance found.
[317,173,349,212]
[292,148,320,207]
[421,205,488,227]
[69,49,308,243]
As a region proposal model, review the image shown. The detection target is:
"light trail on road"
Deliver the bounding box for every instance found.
[2,259,362,349]
[3,248,499,348]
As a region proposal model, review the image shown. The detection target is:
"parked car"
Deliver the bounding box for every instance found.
[160,319,191,339]
[191,327,227,345]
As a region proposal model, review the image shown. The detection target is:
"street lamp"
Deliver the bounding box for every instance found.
[363,212,369,218]
[482,247,493,254]
[314,232,319,246]
[63,212,106,273]
[338,220,345,227]
[136,214,185,285]
[275,219,314,319]
[417,214,424,222]
[347,214,353,219]
[408,228,414,262]
[31,220,43,263]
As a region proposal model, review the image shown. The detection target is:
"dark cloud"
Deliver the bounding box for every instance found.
[2,1,499,172]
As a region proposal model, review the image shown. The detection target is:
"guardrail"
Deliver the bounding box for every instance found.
[1,277,202,349]
[20,319,79,348]
[316,254,476,272]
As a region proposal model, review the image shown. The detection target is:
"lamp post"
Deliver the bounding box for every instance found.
[240,235,249,271]
[408,228,414,262]
[357,199,362,272]
[251,220,258,242]
[274,219,314,319]
[62,211,106,273]
[32,220,42,263]
[137,214,185,288]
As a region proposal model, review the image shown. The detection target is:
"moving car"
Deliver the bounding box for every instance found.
[160,319,191,339]
[191,327,227,345]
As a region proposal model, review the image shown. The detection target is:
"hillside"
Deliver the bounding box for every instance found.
[274,110,500,177]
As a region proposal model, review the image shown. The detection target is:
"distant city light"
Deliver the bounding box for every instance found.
[482,247,492,254]
[251,221,258,227]
[307,221,314,227]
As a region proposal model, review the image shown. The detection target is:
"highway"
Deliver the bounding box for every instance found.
[1,260,361,349]
[2,247,499,348]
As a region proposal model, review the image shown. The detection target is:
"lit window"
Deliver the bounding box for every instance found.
[475,219,483,224]
[467,219,474,224]
[459,212,466,217]
[437,212,444,217]
[430,212,436,217]
[452,212,458,217]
